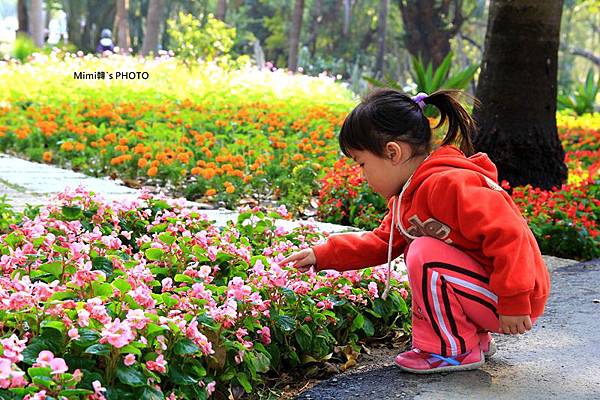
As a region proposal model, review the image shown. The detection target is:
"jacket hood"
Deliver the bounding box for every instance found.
[402,145,499,199]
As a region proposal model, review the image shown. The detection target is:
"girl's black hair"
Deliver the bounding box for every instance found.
[339,88,477,159]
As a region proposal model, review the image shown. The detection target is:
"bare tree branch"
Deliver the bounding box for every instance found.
[461,34,482,51]
[569,47,600,66]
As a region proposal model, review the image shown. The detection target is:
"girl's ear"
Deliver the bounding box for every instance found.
[385,142,404,164]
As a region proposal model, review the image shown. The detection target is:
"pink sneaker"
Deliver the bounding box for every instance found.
[478,332,497,357]
[395,348,484,374]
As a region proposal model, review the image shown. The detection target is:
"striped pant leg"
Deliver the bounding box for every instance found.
[404,237,499,357]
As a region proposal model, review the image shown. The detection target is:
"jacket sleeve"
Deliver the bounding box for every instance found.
[312,197,407,272]
[426,170,544,315]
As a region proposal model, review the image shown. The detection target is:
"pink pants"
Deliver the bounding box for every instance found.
[404,236,501,357]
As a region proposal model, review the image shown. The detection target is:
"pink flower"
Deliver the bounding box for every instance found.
[257,327,271,345]
[368,282,379,299]
[49,357,68,375]
[128,285,156,308]
[0,335,27,363]
[0,358,13,380]
[206,381,216,396]
[68,328,80,340]
[100,319,135,348]
[77,309,90,327]
[126,309,149,330]
[91,380,107,400]
[35,350,55,367]
[124,354,136,366]
[24,390,47,400]
[146,354,167,373]
[207,246,218,261]
[234,350,244,364]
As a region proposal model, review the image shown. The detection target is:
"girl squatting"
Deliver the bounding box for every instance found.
[281,89,549,374]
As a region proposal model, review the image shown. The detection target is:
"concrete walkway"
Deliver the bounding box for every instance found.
[296,258,600,400]
[0,154,359,234]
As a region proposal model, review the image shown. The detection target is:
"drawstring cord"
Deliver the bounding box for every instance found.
[381,195,397,300]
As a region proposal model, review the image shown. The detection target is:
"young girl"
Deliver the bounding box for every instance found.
[281,89,550,374]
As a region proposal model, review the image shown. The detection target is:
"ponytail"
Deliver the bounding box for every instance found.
[424,90,478,157]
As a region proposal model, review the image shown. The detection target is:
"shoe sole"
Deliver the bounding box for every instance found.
[483,340,497,358]
[395,350,485,374]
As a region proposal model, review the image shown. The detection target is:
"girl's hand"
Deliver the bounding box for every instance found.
[499,314,532,334]
[280,249,317,272]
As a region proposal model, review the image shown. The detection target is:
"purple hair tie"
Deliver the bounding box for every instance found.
[411,92,428,110]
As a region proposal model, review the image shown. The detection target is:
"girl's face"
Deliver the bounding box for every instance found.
[348,142,423,199]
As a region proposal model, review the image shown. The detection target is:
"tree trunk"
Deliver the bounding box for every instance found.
[30,0,44,47]
[288,0,304,73]
[343,0,351,37]
[216,0,227,21]
[308,0,322,58]
[473,0,567,190]
[397,0,465,68]
[17,0,28,34]
[374,0,389,78]
[115,0,131,53]
[142,0,165,56]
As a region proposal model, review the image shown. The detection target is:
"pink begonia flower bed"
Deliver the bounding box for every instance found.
[0,187,409,399]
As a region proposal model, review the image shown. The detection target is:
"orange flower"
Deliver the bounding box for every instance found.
[61,142,74,151]
[206,188,217,196]
[191,167,201,175]
[226,186,235,194]
[75,142,86,151]
[42,151,52,162]
[138,158,148,168]
[147,166,158,176]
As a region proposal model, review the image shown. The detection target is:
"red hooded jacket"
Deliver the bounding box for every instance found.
[313,146,550,317]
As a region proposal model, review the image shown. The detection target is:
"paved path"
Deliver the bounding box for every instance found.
[296,258,600,400]
[0,154,358,234]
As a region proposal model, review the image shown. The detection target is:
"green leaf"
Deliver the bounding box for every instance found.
[145,248,164,261]
[119,344,143,356]
[59,389,95,396]
[116,367,146,387]
[252,353,271,373]
[41,320,65,333]
[145,323,167,336]
[27,367,52,378]
[39,261,62,278]
[362,317,375,336]
[274,315,295,332]
[92,256,114,276]
[85,343,111,356]
[174,274,193,283]
[236,372,252,393]
[173,338,200,355]
[431,52,453,91]
[141,385,165,400]
[75,329,100,347]
[351,313,364,332]
[92,281,113,297]
[62,206,82,220]
[158,232,176,246]
[149,223,168,233]
[169,365,198,385]
[162,293,178,308]
[113,278,132,293]
[294,325,312,352]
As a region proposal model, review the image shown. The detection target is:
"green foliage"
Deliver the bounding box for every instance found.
[12,33,37,63]
[366,52,478,95]
[167,12,237,66]
[0,195,17,232]
[557,68,599,115]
